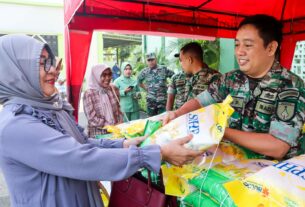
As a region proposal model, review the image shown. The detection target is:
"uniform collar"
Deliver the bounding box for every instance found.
[193,64,209,75]
[149,64,158,70]
[255,61,285,89]
[263,61,284,80]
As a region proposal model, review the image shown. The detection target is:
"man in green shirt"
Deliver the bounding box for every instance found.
[164,15,305,160]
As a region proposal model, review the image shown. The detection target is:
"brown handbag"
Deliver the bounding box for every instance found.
[108,171,177,207]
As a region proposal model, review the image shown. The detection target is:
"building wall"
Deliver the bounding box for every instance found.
[0,0,65,77]
[291,41,305,81]
[219,38,239,74]
[0,1,63,34]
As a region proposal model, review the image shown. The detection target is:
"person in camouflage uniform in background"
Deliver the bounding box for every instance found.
[166,42,220,111]
[164,14,305,160]
[166,71,191,110]
[138,52,174,116]
[178,42,221,101]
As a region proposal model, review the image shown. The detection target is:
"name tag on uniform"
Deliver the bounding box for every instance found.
[255,100,275,115]
[176,79,186,86]
[193,84,208,91]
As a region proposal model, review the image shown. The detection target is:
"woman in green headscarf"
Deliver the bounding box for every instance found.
[114,63,141,122]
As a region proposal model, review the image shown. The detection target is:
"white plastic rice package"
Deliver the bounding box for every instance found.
[143,95,234,150]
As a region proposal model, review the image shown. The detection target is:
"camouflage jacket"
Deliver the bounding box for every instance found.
[185,66,221,101]
[167,71,192,109]
[197,62,305,158]
[138,65,174,103]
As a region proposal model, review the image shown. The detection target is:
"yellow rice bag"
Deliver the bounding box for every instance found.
[162,144,276,198]
[145,95,234,150]
[225,155,305,207]
[103,119,147,139]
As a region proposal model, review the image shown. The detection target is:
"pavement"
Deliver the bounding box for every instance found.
[0,105,10,206]
[0,171,10,207]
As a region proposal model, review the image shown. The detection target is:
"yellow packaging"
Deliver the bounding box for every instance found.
[162,141,275,198]
[225,155,305,207]
[159,96,234,197]
[146,95,234,150]
[103,119,147,139]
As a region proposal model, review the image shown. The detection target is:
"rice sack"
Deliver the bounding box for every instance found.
[225,155,305,207]
[143,95,234,150]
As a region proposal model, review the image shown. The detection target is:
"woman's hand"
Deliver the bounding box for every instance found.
[123,136,148,148]
[124,87,133,94]
[160,135,203,166]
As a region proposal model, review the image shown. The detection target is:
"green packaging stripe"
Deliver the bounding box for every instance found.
[239,146,265,159]
[143,120,162,136]
[140,120,162,147]
[183,191,219,207]
[189,170,236,207]
[123,131,143,139]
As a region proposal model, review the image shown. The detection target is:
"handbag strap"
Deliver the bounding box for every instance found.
[147,170,152,189]
[146,169,177,207]
[146,169,165,188]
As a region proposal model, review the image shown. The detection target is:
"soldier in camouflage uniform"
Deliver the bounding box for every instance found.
[138,52,174,116]
[166,71,191,110]
[164,15,305,160]
[179,42,220,102]
[167,42,220,111]
[184,64,220,101]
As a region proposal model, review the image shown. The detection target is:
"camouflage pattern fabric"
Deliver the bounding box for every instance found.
[185,66,221,101]
[146,98,166,116]
[138,65,174,116]
[205,61,304,159]
[167,71,192,109]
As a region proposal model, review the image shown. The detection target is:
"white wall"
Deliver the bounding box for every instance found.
[0,2,63,34]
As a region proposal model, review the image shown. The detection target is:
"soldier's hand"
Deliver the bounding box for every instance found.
[160,135,203,166]
[162,111,177,126]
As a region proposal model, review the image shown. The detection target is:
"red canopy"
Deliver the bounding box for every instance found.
[64,0,305,118]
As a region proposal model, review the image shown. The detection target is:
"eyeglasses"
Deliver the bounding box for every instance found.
[40,56,56,73]
[147,59,155,62]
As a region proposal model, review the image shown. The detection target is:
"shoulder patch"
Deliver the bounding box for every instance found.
[276,101,296,121]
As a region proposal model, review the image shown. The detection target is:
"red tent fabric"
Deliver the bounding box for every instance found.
[64,0,305,118]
